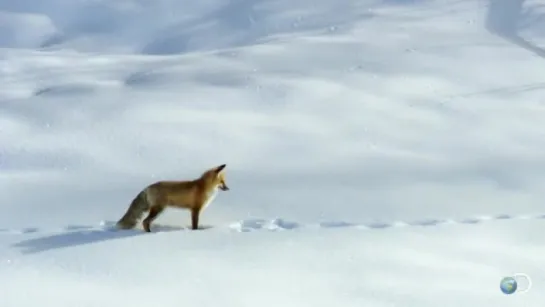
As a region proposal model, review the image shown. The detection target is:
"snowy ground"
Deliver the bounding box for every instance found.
[1,0,545,306]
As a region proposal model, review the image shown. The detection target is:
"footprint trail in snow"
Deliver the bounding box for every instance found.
[0,213,542,235]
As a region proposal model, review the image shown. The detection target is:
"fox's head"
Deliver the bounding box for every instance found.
[202,164,229,191]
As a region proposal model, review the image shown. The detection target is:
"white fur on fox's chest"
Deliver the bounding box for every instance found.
[202,187,219,211]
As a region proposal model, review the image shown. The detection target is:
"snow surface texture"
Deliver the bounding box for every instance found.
[1,0,545,306]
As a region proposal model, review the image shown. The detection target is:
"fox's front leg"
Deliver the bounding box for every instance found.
[190,208,201,230]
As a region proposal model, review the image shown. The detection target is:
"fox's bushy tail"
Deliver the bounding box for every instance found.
[116,191,150,229]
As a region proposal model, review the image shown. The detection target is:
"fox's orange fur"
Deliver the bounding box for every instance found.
[116,164,229,232]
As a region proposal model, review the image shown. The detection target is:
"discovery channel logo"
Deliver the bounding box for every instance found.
[500,273,532,295]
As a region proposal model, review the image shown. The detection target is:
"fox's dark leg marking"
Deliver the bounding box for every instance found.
[191,208,201,230]
[143,206,164,232]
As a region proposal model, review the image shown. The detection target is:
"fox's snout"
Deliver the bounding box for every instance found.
[220,184,229,191]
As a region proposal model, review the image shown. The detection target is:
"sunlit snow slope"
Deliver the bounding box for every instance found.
[1,0,545,306]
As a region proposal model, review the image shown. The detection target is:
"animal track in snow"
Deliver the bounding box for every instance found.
[1,213,544,236]
[229,218,301,232]
[227,213,545,232]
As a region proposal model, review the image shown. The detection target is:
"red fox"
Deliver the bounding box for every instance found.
[116,164,229,232]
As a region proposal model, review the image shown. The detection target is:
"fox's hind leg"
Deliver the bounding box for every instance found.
[143,206,165,232]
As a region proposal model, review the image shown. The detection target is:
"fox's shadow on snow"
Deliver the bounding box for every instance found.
[486,0,545,58]
[11,222,212,254]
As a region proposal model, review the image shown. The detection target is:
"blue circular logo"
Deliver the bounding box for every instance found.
[500,276,518,295]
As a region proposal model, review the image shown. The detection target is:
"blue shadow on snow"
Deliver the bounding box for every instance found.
[10,222,188,254]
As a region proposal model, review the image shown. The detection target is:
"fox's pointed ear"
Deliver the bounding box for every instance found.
[216,164,226,173]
